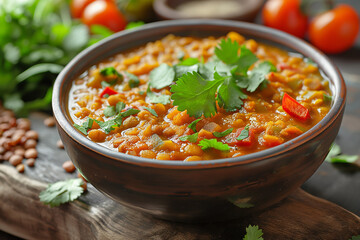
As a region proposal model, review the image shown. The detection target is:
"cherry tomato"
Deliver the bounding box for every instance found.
[70,0,95,18]
[82,1,127,32]
[309,4,360,54]
[262,0,308,38]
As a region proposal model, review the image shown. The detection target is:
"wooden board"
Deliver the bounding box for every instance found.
[1,163,360,240]
[0,112,360,239]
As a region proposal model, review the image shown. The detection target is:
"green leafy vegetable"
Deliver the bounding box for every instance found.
[243,225,264,240]
[198,139,230,151]
[215,38,240,65]
[171,72,223,118]
[146,87,171,105]
[178,58,200,66]
[237,125,250,140]
[94,119,117,134]
[0,0,102,116]
[242,61,276,92]
[188,119,201,132]
[144,107,158,117]
[325,143,359,164]
[213,128,233,138]
[103,102,125,117]
[179,133,198,143]
[116,102,126,113]
[73,118,94,135]
[120,108,140,118]
[149,63,175,89]
[39,178,84,207]
[323,93,333,102]
[124,71,140,88]
[101,79,118,88]
[349,236,360,240]
[216,73,247,111]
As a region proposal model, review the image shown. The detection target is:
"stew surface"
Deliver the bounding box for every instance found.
[68,32,332,161]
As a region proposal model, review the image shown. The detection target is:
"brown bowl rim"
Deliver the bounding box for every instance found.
[52,19,346,169]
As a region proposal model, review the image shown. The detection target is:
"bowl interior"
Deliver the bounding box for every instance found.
[53,19,345,168]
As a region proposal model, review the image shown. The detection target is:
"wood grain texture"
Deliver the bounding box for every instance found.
[1,164,359,240]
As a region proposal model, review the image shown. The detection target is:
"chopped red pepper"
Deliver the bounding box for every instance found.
[99,87,118,98]
[282,93,310,121]
[227,127,255,147]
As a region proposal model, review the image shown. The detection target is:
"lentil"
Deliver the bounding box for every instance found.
[63,160,76,173]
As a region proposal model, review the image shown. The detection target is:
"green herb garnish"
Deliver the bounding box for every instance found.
[237,125,250,140]
[213,128,233,138]
[323,93,333,102]
[179,133,198,143]
[325,143,359,164]
[124,71,140,88]
[125,21,145,30]
[188,119,201,132]
[39,178,84,207]
[243,225,264,240]
[198,139,230,151]
[103,102,125,117]
[73,118,94,135]
[146,87,171,105]
[100,66,123,78]
[144,107,158,117]
[149,63,175,89]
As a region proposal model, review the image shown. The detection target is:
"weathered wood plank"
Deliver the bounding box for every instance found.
[1,164,359,240]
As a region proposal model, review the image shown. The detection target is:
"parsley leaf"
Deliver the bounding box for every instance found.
[39,178,84,207]
[198,139,230,151]
[243,225,264,240]
[179,133,198,143]
[188,119,201,132]
[73,118,94,135]
[237,125,250,140]
[124,71,140,88]
[213,128,233,137]
[144,107,158,117]
[149,63,175,89]
[171,72,223,118]
[146,87,171,105]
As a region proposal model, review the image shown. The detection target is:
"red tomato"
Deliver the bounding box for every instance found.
[262,0,308,38]
[82,1,127,32]
[309,4,360,54]
[70,0,95,18]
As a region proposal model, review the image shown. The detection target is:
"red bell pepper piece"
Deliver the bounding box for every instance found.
[282,93,310,121]
[99,87,118,98]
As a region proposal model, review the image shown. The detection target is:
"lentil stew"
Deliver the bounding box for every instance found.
[68,32,332,161]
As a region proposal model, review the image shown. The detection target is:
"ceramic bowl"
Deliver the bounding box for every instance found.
[153,0,264,22]
[52,20,346,222]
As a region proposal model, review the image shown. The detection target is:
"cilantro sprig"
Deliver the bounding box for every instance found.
[243,225,264,240]
[213,128,233,138]
[198,139,230,151]
[74,118,94,135]
[39,178,84,207]
[168,37,276,118]
[325,143,359,164]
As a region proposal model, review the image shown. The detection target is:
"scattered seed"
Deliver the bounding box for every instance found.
[25,158,35,167]
[24,148,38,159]
[57,139,64,149]
[16,163,25,173]
[44,117,56,127]
[9,155,23,166]
[25,130,39,140]
[24,139,37,149]
[62,160,76,173]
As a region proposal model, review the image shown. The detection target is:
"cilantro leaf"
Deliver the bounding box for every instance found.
[116,101,126,113]
[237,125,250,140]
[179,133,198,143]
[101,79,117,88]
[325,143,359,164]
[215,38,240,65]
[149,63,175,89]
[323,93,332,102]
[124,71,140,88]
[171,72,223,118]
[349,236,360,240]
[144,107,158,117]
[100,66,123,79]
[217,74,247,111]
[120,108,140,118]
[243,225,264,240]
[234,45,258,76]
[95,119,117,134]
[174,64,199,79]
[178,58,200,66]
[198,139,230,151]
[103,106,116,117]
[39,178,84,207]
[213,128,233,137]
[147,90,171,105]
[245,61,276,92]
[73,118,94,135]
[188,119,201,132]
